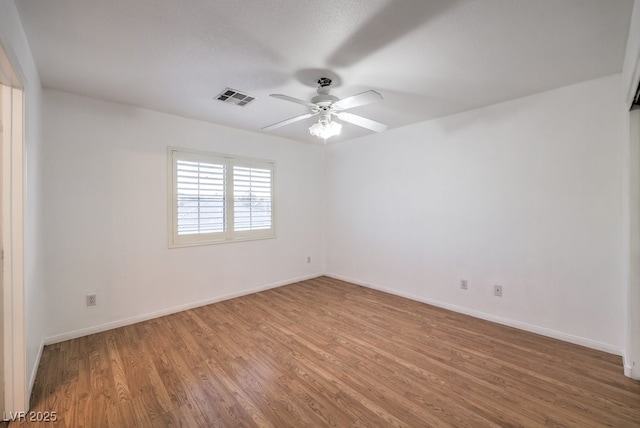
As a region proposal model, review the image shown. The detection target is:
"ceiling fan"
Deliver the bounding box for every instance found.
[262,77,387,140]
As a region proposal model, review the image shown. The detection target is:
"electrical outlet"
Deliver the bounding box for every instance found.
[494,285,502,297]
[460,279,468,290]
[86,293,97,306]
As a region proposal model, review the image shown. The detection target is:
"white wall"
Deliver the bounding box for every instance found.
[0,0,45,407]
[42,89,324,341]
[326,74,627,354]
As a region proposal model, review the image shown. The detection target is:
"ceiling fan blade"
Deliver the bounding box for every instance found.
[332,90,383,110]
[270,94,317,108]
[262,112,317,131]
[336,112,387,133]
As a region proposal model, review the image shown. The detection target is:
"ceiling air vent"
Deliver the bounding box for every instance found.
[215,88,256,107]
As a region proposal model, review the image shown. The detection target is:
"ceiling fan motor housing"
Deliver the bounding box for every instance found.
[311,93,339,107]
[312,78,339,107]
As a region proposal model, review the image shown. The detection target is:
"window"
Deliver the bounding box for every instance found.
[169,147,275,247]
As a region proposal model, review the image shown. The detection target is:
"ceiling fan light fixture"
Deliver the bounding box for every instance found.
[264,76,386,139]
[309,119,342,140]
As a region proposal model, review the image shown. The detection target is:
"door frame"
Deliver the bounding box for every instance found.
[0,41,27,414]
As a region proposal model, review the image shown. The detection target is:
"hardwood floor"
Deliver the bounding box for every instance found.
[7,276,640,427]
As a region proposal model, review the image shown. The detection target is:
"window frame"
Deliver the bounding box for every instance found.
[168,147,275,248]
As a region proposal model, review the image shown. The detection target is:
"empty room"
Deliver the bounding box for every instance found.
[2,0,640,426]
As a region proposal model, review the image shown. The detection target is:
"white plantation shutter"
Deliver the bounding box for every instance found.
[169,148,275,247]
[232,165,273,232]
[176,160,225,235]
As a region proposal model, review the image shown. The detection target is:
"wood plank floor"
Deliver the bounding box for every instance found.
[6,276,640,427]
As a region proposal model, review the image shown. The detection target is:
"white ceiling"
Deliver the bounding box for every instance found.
[15,0,634,144]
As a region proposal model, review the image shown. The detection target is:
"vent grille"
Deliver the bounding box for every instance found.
[215,88,256,107]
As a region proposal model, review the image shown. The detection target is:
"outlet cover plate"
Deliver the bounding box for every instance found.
[494,285,503,297]
[86,293,97,306]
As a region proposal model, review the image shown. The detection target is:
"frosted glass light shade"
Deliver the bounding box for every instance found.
[309,119,342,140]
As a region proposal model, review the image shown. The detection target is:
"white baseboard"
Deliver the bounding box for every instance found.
[27,339,45,408]
[325,273,623,356]
[44,273,322,345]
[43,271,624,358]
[623,352,639,379]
